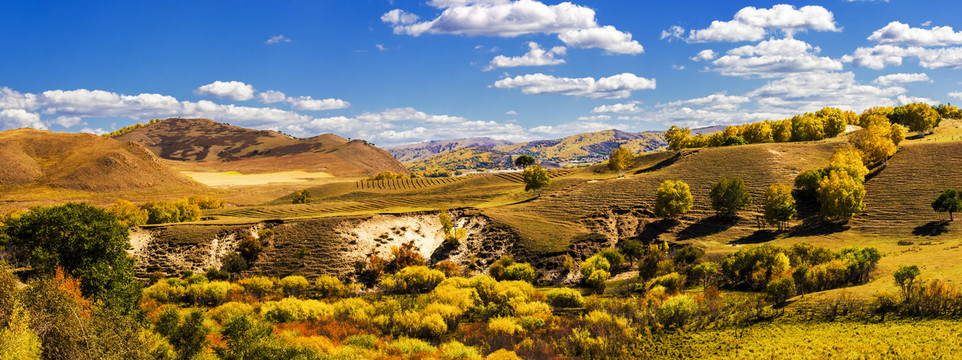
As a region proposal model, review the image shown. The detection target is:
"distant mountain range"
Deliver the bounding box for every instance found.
[392,129,668,172]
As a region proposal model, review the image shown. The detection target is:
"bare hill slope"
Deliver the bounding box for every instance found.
[113,118,408,177]
[0,128,204,192]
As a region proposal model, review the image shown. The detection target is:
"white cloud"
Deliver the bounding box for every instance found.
[492,72,656,99]
[558,26,643,54]
[505,110,518,115]
[843,45,962,70]
[686,4,839,43]
[0,109,45,130]
[868,21,962,47]
[748,72,905,113]
[660,25,685,42]
[381,9,419,25]
[660,93,751,112]
[691,49,716,61]
[288,96,351,111]
[484,42,566,71]
[257,90,287,104]
[194,81,255,101]
[949,92,962,101]
[384,0,642,55]
[80,127,107,135]
[897,94,937,105]
[528,120,623,136]
[576,114,611,121]
[872,73,932,86]
[672,64,685,70]
[591,102,641,114]
[266,35,292,45]
[710,38,843,78]
[52,116,84,128]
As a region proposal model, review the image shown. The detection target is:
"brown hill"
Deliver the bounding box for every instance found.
[0,128,205,192]
[112,118,408,177]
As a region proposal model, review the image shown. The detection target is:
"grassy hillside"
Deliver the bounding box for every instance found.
[0,128,206,196]
[386,137,513,163]
[114,118,408,177]
[497,129,666,164]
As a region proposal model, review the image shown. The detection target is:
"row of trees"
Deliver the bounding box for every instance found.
[107,195,224,226]
[652,179,797,228]
[664,103,950,151]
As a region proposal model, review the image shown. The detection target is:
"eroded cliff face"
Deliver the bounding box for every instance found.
[129,211,520,280]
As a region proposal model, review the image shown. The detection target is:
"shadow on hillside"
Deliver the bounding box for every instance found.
[676,215,739,241]
[913,220,951,236]
[637,219,679,243]
[731,230,780,244]
[787,218,850,237]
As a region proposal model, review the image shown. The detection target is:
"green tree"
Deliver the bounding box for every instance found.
[654,180,693,219]
[817,170,865,220]
[763,184,796,231]
[931,189,962,221]
[513,155,536,169]
[522,165,550,196]
[896,102,941,135]
[894,265,920,300]
[607,146,635,177]
[168,310,211,360]
[664,125,691,150]
[794,169,825,199]
[709,177,752,216]
[722,136,747,146]
[292,189,313,204]
[4,203,139,311]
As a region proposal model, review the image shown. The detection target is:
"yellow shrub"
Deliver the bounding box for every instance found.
[314,275,347,298]
[333,298,374,322]
[186,280,233,305]
[397,265,446,293]
[287,336,336,354]
[420,313,448,339]
[278,275,310,296]
[208,302,254,324]
[430,285,481,310]
[423,303,464,323]
[142,280,185,303]
[238,276,275,296]
[486,349,522,360]
[301,299,335,321]
[439,341,482,360]
[487,317,522,336]
[512,301,552,317]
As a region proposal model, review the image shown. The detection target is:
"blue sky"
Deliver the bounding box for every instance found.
[2,0,962,146]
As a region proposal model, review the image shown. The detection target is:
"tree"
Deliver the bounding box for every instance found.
[931,189,962,221]
[894,265,920,300]
[764,184,796,231]
[722,136,747,146]
[898,102,941,135]
[772,119,792,142]
[827,147,869,181]
[790,113,824,141]
[816,107,846,138]
[107,199,147,227]
[292,189,313,204]
[654,180,693,219]
[607,146,635,177]
[817,170,865,220]
[934,104,961,119]
[513,155,536,169]
[849,115,896,165]
[742,121,773,143]
[522,165,550,196]
[794,169,825,199]
[664,125,691,150]
[709,177,752,216]
[4,203,139,311]
[890,123,907,147]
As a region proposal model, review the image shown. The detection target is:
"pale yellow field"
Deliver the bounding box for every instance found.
[181,170,340,187]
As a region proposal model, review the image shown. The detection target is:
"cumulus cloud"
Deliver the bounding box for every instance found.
[266,35,292,45]
[843,45,962,70]
[748,72,905,113]
[949,92,962,101]
[660,93,751,112]
[528,120,625,136]
[660,25,685,42]
[256,90,350,111]
[691,49,716,61]
[52,116,84,128]
[383,0,643,55]
[872,73,932,86]
[897,94,937,105]
[591,102,641,114]
[381,9,419,25]
[505,110,518,115]
[194,81,255,101]
[492,73,656,99]
[710,38,843,78]
[868,21,962,47]
[484,42,566,71]
[576,114,611,121]
[685,4,839,43]
[0,108,45,130]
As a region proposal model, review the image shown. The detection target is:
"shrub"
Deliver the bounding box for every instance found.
[142,279,186,303]
[389,337,436,355]
[187,280,236,306]
[545,288,585,308]
[501,263,536,282]
[237,236,263,262]
[390,242,426,270]
[314,275,347,298]
[343,334,379,349]
[586,270,610,294]
[367,171,405,181]
[292,189,313,204]
[333,298,374,323]
[238,276,274,297]
[208,301,254,324]
[659,295,698,329]
[580,254,611,278]
[439,341,482,360]
[512,301,552,317]
[488,255,514,280]
[435,260,463,278]
[396,266,446,293]
[204,267,230,281]
[278,275,310,297]
[187,195,224,210]
[358,254,386,285]
[673,246,704,266]
[895,265,921,298]
[107,199,148,227]
[766,276,796,304]
[220,253,247,273]
[647,272,686,295]
[488,317,523,336]
[261,298,334,323]
[486,349,523,360]
[599,249,625,269]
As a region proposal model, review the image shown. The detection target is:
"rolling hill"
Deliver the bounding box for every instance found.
[386,137,514,163]
[0,128,205,193]
[112,118,409,177]
[405,129,667,171]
